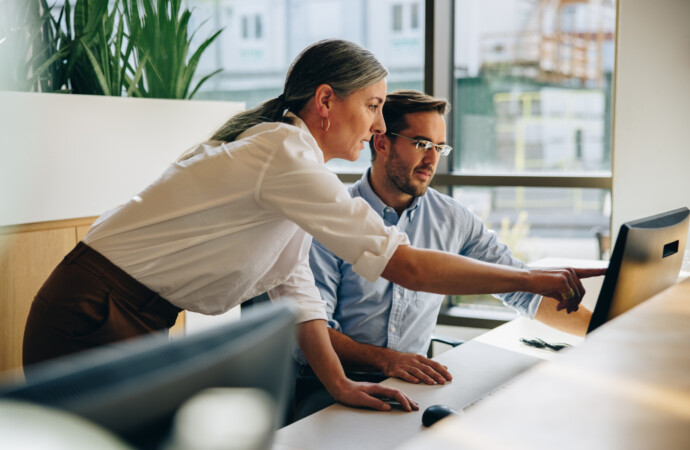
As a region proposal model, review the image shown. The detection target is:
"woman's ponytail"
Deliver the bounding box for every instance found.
[211,94,289,142]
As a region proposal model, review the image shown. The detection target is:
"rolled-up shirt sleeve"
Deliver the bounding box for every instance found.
[255,128,409,283]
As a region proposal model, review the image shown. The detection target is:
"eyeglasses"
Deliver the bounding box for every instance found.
[388,132,453,156]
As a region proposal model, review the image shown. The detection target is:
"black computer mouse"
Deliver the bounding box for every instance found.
[422,404,458,427]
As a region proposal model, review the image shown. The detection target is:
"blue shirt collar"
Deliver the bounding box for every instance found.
[356,169,422,219]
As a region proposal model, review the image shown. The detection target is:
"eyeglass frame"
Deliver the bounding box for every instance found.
[387,132,453,156]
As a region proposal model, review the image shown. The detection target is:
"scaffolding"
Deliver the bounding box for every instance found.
[480,0,616,87]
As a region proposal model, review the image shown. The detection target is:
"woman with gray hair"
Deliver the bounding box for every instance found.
[23,39,603,412]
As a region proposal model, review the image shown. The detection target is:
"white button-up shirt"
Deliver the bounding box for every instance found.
[84,115,409,322]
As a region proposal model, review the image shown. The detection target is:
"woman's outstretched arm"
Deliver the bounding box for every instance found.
[382,245,607,313]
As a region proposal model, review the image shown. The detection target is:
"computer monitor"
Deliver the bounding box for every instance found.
[587,207,689,333]
[0,302,297,448]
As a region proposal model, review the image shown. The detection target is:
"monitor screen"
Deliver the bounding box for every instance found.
[587,207,689,333]
[0,302,297,448]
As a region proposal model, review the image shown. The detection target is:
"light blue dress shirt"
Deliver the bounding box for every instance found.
[308,170,542,357]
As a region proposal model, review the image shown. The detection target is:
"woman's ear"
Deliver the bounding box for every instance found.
[314,84,335,117]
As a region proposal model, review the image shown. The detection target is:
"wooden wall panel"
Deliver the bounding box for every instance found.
[0,228,77,377]
[0,216,186,379]
[75,224,91,241]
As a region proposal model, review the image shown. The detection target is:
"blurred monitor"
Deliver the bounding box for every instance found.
[588,207,689,332]
[0,302,297,448]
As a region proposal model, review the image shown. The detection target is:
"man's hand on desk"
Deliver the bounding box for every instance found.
[331,378,419,412]
[327,327,452,385]
[378,349,452,385]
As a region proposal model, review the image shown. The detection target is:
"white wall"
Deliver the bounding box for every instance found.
[0,92,243,227]
[612,0,690,240]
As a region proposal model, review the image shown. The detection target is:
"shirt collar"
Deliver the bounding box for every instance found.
[284,111,325,163]
[284,110,309,133]
[357,169,422,218]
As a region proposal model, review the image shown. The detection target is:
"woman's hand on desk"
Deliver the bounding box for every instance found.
[528,267,608,313]
[297,319,419,412]
[331,379,419,412]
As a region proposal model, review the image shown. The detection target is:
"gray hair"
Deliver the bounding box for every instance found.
[211,39,388,142]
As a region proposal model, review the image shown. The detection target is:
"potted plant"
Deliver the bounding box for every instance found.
[0,0,223,98]
[123,0,223,99]
[0,0,242,227]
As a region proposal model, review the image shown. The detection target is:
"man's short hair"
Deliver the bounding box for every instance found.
[371,90,450,160]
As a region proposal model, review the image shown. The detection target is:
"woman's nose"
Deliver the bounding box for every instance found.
[371,109,386,135]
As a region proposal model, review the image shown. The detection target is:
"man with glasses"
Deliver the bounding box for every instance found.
[293,90,591,419]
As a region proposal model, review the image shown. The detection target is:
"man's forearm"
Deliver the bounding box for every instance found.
[328,327,392,372]
[328,327,454,385]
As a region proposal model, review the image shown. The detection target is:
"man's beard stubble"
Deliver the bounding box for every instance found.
[384,146,433,198]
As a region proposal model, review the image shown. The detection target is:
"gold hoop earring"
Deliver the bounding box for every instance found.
[321,117,330,132]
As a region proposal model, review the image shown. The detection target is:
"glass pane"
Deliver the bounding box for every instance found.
[453,185,610,260]
[186,0,426,173]
[450,185,611,308]
[392,4,403,31]
[453,0,616,174]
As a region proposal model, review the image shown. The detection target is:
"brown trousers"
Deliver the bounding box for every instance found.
[23,242,181,368]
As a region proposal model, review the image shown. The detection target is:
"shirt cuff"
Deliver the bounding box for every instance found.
[352,230,410,283]
[268,294,328,324]
[526,294,543,319]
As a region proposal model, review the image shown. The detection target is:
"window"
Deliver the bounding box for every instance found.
[391,2,422,34]
[411,3,420,29]
[449,0,616,310]
[255,15,263,39]
[240,14,263,40]
[393,4,403,31]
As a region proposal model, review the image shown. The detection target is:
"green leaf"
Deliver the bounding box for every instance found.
[121,0,223,99]
[112,18,124,94]
[188,68,222,100]
[74,0,86,36]
[80,40,110,95]
[180,27,223,98]
[126,54,148,97]
[27,47,67,87]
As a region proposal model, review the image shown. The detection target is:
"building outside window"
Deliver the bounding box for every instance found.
[188,0,425,172]
[450,0,616,311]
[392,4,403,31]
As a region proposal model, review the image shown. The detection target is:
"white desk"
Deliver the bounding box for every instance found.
[273,259,604,450]
[399,277,690,450]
